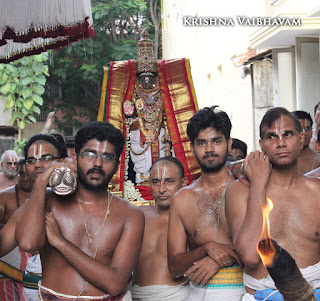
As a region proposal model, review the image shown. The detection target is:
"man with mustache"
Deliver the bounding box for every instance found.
[167,106,245,300]
[16,121,144,301]
[131,157,189,300]
[291,110,320,173]
[0,134,67,301]
[0,150,18,192]
[226,107,320,300]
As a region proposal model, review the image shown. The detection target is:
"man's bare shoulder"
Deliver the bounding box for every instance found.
[302,173,320,189]
[139,205,157,215]
[172,181,197,204]
[111,194,145,219]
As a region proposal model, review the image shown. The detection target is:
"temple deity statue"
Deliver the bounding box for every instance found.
[98,29,200,202]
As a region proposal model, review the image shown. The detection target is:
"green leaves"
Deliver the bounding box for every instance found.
[0,52,48,141]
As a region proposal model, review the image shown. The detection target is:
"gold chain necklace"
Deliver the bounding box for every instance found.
[77,192,113,245]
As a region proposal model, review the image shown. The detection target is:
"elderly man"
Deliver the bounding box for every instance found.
[226,107,320,300]
[0,150,18,192]
[131,157,189,300]
[16,121,144,301]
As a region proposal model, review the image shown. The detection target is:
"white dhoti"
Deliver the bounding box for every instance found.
[242,261,320,300]
[130,281,189,301]
[23,254,42,301]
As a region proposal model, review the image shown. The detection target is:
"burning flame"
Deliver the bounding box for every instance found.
[257,197,276,267]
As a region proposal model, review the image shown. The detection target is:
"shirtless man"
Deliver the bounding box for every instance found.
[0,158,33,225]
[291,110,320,173]
[15,121,144,301]
[0,134,67,301]
[167,106,244,301]
[0,150,18,192]
[225,107,320,300]
[131,157,189,301]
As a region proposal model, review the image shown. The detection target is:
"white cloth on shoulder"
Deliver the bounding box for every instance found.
[188,282,245,301]
[243,261,320,291]
[130,281,189,301]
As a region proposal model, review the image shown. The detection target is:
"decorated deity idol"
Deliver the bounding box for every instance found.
[98,29,200,202]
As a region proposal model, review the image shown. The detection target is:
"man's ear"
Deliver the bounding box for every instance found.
[299,132,305,150]
[72,152,77,166]
[181,177,188,187]
[190,142,195,155]
[315,141,320,153]
[259,139,263,151]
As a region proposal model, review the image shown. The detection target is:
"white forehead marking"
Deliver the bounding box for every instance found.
[161,165,167,185]
[9,156,17,163]
[157,165,160,182]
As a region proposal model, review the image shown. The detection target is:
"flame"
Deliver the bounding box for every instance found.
[257,197,276,267]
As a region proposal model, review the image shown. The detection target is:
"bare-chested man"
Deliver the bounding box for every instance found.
[131,157,189,301]
[0,150,18,192]
[0,134,68,301]
[0,158,33,226]
[167,106,244,301]
[226,107,320,300]
[291,110,320,173]
[15,121,144,301]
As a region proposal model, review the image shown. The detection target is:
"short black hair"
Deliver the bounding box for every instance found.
[291,110,313,127]
[24,134,67,158]
[75,121,125,161]
[150,156,185,179]
[66,141,75,149]
[260,107,302,139]
[231,138,247,158]
[187,106,232,145]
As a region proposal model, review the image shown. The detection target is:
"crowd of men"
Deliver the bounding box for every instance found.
[1,103,320,301]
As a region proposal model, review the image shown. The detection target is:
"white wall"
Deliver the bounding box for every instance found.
[162,0,266,151]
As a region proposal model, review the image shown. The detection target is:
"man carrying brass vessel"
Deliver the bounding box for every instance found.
[226,107,320,300]
[16,121,144,301]
[168,106,245,300]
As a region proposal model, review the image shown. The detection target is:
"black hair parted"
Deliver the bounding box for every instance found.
[291,110,313,127]
[187,106,232,145]
[75,121,125,161]
[24,134,67,158]
[150,156,185,179]
[260,107,302,139]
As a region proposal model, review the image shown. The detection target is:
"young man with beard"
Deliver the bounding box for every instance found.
[167,106,245,301]
[291,110,320,173]
[226,107,320,300]
[16,121,144,301]
[0,134,67,301]
[131,157,189,301]
[0,150,18,192]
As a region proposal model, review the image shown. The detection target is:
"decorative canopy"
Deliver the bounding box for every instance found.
[0,0,94,63]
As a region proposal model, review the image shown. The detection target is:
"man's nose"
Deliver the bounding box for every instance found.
[159,181,167,193]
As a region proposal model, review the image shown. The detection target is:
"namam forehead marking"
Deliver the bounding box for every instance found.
[94,141,108,154]
[156,164,168,184]
[32,143,43,159]
[275,115,285,140]
[8,156,17,163]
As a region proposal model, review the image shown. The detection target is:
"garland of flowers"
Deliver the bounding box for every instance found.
[123,118,144,202]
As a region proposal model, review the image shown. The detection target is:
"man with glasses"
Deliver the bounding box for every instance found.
[16,121,144,301]
[0,150,18,192]
[0,133,67,301]
[291,110,320,173]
